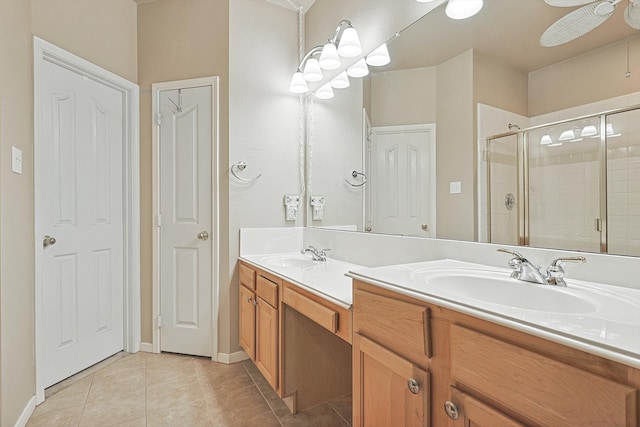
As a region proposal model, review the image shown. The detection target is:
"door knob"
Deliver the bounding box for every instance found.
[43,235,57,247]
[421,224,429,231]
[197,231,209,241]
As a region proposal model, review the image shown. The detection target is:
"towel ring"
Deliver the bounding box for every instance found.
[231,161,262,182]
[345,170,367,187]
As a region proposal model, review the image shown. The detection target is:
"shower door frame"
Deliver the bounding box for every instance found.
[485,102,640,253]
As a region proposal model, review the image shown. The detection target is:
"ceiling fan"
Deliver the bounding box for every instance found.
[540,0,640,47]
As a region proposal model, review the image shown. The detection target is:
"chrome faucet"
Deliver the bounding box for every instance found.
[498,248,585,287]
[301,246,329,262]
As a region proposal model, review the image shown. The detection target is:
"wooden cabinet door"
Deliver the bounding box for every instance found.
[256,297,279,390]
[446,387,524,427]
[239,285,256,360]
[354,334,429,427]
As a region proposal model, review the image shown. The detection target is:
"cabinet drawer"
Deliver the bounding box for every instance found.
[283,285,338,333]
[239,263,256,290]
[257,273,280,307]
[450,325,637,427]
[354,288,430,362]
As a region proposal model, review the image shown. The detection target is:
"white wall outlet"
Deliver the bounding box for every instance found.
[284,194,300,221]
[310,195,326,221]
[11,146,22,175]
[449,181,462,194]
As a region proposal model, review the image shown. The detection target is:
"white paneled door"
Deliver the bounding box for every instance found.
[370,125,436,237]
[39,60,124,388]
[158,86,213,357]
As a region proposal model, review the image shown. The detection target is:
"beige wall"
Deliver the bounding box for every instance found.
[137,0,230,347]
[0,2,35,424]
[31,0,138,83]
[436,49,475,241]
[529,35,640,116]
[474,52,528,118]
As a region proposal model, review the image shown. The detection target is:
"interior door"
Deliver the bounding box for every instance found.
[38,60,124,388]
[159,86,213,357]
[370,125,435,236]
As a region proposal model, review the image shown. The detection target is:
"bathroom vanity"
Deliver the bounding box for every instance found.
[349,260,640,427]
[238,255,357,414]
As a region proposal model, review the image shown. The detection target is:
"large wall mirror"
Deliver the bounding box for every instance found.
[304,0,640,257]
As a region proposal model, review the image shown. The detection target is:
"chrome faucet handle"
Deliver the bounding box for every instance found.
[497,248,527,261]
[546,256,586,287]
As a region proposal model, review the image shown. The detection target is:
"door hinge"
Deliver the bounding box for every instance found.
[155,113,162,126]
[155,214,162,227]
[156,315,162,329]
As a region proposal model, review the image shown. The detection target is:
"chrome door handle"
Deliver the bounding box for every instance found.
[421,224,429,231]
[197,231,209,241]
[43,235,57,247]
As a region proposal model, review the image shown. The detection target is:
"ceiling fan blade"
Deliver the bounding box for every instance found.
[625,3,640,29]
[545,0,596,7]
[540,2,614,47]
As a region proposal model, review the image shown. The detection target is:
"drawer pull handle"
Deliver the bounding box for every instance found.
[444,400,460,420]
[407,378,420,394]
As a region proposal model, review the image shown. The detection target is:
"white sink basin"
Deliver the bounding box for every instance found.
[262,254,319,269]
[419,270,597,313]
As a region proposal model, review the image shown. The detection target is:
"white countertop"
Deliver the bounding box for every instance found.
[240,253,362,309]
[348,259,640,369]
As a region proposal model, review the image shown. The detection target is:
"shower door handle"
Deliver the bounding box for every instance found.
[594,219,602,232]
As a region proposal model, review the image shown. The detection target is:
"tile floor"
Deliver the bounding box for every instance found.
[27,352,352,427]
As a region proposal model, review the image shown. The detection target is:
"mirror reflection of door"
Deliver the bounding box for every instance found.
[369,124,436,237]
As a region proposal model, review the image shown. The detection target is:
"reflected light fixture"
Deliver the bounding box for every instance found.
[337,25,362,57]
[540,134,553,145]
[607,123,622,137]
[319,42,341,70]
[581,125,598,137]
[559,129,576,141]
[347,58,369,77]
[288,72,308,94]
[446,0,484,19]
[548,142,563,147]
[330,71,350,89]
[302,57,323,82]
[366,43,391,66]
[315,82,335,100]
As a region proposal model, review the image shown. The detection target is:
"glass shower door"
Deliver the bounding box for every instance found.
[527,118,602,252]
[486,134,519,246]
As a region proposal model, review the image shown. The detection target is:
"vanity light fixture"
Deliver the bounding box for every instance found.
[337,26,362,57]
[319,42,341,70]
[540,134,553,145]
[548,142,563,147]
[559,129,576,141]
[347,58,369,78]
[581,125,598,137]
[288,71,308,94]
[446,0,484,19]
[302,57,323,82]
[607,123,622,137]
[315,82,335,100]
[366,43,391,66]
[330,71,350,89]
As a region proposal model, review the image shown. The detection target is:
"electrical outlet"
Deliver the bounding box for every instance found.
[449,181,461,194]
[310,195,326,221]
[284,194,300,221]
[11,146,22,175]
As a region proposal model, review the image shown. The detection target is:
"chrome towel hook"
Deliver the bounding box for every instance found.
[345,170,367,187]
[231,161,262,182]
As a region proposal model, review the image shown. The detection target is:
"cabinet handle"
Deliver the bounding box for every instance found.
[247,297,253,303]
[407,378,420,394]
[444,400,460,420]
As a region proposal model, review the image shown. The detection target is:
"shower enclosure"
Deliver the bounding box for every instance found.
[483,106,640,257]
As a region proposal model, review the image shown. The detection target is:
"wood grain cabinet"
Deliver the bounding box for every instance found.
[239,262,282,392]
[353,279,640,427]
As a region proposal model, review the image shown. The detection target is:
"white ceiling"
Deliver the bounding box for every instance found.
[378,0,640,73]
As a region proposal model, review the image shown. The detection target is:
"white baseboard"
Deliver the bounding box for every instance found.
[139,342,154,353]
[217,350,249,364]
[14,395,36,427]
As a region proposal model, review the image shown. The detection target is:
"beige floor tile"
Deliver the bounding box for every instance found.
[146,375,207,414]
[144,352,191,369]
[328,394,352,425]
[33,375,93,416]
[205,383,272,421]
[79,391,146,427]
[26,404,84,427]
[197,363,254,391]
[94,353,146,379]
[146,359,197,387]
[113,417,146,427]
[226,409,282,427]
[278,403,347,427]
[87,369,145,402]
[146,399,212,427]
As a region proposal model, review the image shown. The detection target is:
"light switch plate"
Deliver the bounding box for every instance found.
[450,181,461,194]
[11,146,22,175]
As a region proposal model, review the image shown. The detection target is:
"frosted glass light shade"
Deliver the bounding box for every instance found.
[559,129,575,141]
[319,43,341,70]
[303,58,323,82]
[289,72,308,94]
[540,134,553,145]
[581,125,598,137]
[607,123,621,137]
[331,71,350,89]
[347,58,369,78]
[366,43,391,66]
[315,83,334,100]
[446,0,484,20]
[337,27,362,57]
